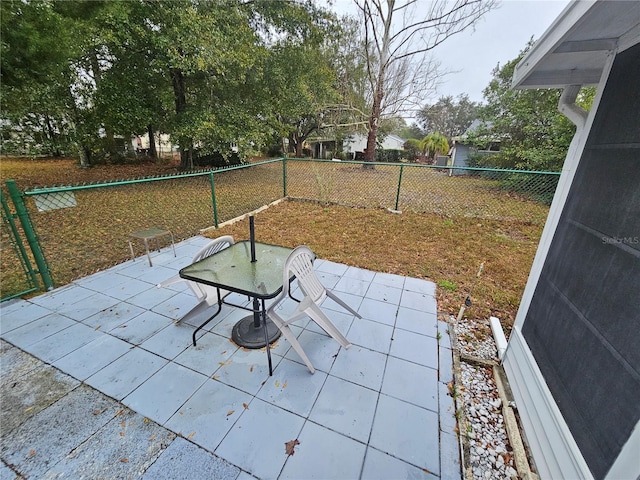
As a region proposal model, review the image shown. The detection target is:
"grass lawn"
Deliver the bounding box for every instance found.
[1,156,546,331]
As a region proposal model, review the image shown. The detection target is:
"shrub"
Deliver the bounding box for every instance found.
[193,150,245,167]
[375,149,406,163]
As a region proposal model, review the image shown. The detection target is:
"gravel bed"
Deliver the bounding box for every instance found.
[460,362,519,479]
[452,317,498,360]
[451,316,520,479]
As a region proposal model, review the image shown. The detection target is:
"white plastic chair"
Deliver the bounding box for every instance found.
[266,245,361,373]
[157,235,234,323]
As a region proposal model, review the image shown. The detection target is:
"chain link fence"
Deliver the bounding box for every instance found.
[9,160,283,295]
[285,159,559,225]
[3,157,558,298]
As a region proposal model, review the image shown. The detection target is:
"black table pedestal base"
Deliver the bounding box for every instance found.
[232,315,281,349]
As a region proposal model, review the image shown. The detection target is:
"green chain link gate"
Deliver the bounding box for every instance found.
[1,181,53,301]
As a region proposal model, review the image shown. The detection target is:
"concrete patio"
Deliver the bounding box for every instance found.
[0,235,461,479]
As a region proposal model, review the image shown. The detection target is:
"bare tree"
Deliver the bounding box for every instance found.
[355,0,497,163]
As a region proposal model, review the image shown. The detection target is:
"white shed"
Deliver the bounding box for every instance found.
[503,1,639,479]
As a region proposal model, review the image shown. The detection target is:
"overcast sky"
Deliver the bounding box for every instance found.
[329,0,571,108]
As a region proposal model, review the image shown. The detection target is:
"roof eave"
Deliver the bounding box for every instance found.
[511,0,639,90]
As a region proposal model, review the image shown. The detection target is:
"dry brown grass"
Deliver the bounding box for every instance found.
[213,200,542,328]
[2,157,545,328]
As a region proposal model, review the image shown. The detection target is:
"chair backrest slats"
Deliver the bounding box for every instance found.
[193,235,234,262]
[285,246,325,302]
[189,235,235,299]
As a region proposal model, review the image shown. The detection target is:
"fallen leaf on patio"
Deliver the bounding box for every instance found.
[120,458,129,463]
[144,417,150,423]
[227,410,235,416]
[120,431,125,437]
[92,409,105,415]
[94,325,101,331]
[115,409,124,416]
[24,406,34,413]
[149,435,156,441]
[221,350,227,355]
[249,365,254,372]
[422,468,434,475]
[447,381,454,395]
[121,421,126,427]
[285,439,300,456]
[179,411,184,415]
[282,382,288,388]
[219,360,231,366]
[243,403,249,410]
[29,449,35,456]
[275,380,280,387]
[187,432,195,439]
[129,421,134,426]
[213,375,220,380]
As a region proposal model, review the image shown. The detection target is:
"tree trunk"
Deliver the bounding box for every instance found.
[288,132,297,155]
[90,50,115,155]
[364,80,384,168]
[147,124,157,160]
[79,146,91,168]
[171,67,192,170]
[44,115,61,157]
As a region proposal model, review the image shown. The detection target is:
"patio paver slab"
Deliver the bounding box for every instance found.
[53,333,133,381]
[369,393,440,475]
[215,398,305,480]
[85,347,167,401]
[308,375,379,443]
[164,378,251,451]
[122,361,208,425]
[140,436,240,480]
[257,357,328,417]
[279,421,366,480]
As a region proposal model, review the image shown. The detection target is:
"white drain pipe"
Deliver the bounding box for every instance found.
[490,316,508,361]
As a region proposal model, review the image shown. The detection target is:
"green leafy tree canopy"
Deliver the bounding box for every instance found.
[469,41,594,172]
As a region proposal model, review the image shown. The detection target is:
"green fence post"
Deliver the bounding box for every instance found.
[209,172,219,228]
[395,165,404,211]
[5,180,54,290]
[282,157,288,197]
[0,188,41,296]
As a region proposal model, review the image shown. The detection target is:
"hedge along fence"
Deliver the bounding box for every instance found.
[3,157,558,297]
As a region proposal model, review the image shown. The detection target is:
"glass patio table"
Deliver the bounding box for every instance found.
[179,240,293,375]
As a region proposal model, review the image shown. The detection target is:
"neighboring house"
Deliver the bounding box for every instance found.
[132,132,175,157]
[343,133,405,158]
[308,137,338,159]
[449,119,497,175]
[503,2,639,479]
[308,132,406,160]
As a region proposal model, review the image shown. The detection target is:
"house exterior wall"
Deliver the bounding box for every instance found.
[132,132,174,155]
[449,142,470,175]
[343,133,405,153]
[504,43,640,480]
